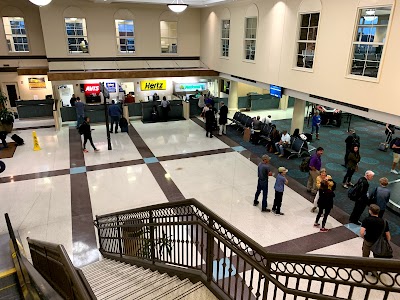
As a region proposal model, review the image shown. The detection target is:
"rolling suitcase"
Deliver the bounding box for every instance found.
[11,134,24,146]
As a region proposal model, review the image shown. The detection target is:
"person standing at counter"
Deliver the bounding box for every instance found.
[218,101,228,136]
[75,97,85,128]
[108,100,122,133]
[160,96,170,122]
[70,94,77,107]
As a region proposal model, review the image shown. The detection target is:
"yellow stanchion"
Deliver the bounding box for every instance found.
[32,131,41,151]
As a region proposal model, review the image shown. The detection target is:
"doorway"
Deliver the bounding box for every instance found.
[58,84,74,107]
[4,83,19,107]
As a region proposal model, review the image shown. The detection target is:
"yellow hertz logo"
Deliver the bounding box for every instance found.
[141,80,167,91]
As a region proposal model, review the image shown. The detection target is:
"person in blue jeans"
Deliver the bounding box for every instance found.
[311,110,321,140]
[253,154,273,212]
[272,167,288,215]
[108,100,122,133]
[75,97,85,128]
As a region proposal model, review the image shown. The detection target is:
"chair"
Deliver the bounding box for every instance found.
[284,137,306,159]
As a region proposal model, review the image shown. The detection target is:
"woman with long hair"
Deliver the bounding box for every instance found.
[343,145,361,189]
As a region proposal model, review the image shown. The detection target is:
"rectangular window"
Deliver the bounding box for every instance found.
[160,21,177,54]
[296,13,319,69]
[64,18,89,54]
[350,7,391,78]
[2,17,29,52]
[244,17,257,60]
[115,19,135,54]
[221,20,230,57]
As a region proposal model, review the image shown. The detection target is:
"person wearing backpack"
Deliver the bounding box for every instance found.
[390,137,400,174]
[349,170,374,224]
[307,147,324,195]
[344,129,360,167]
[370,177,391,218]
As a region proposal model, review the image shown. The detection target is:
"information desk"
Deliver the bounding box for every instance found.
[142,100,184,123]
[16,99,54,119]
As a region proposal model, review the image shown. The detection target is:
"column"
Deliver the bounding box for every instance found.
[228,81,238,111]
[279,95,289,110]
[290,98,306,134]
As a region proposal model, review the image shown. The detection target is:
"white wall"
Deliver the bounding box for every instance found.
[39,0,201,58]
[0,73,53,100]
[200,0,400,117]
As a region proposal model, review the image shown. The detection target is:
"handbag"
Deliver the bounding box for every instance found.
[370,220,393,258]
[378,142,388,152]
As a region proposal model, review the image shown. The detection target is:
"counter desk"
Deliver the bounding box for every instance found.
[16,99,54,119]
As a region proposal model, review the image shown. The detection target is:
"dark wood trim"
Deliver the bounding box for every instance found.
[47,56,200,62]
[0,67,17,72]
[17,67,49,75]
[0,55,47,60]
[48,69,219,81]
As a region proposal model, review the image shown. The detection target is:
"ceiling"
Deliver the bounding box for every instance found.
[90,0,236,8]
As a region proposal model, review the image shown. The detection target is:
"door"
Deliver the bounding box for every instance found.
[5,84,18,107]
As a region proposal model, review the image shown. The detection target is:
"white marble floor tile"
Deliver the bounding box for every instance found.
[1,127,70,176]
[160,152,342,248]
[308,237,364,257]
[83,125,142,166]
[132,120,229,157]
[87,164,168,217]
[13,117,55,129]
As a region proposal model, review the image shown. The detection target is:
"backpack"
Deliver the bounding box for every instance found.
[78,124,84,135]
[348,178,363,201]
[389,137,399,150]
[299,156,311,172]
[352,135,360,147]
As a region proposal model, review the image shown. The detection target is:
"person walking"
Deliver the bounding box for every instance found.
[0,131,8,149]
[344,129,360,167]
[205,104,215,138]
[360,204,391,258]
[342,145,361,188]
[370,177,391,218]
[310,168,334,213]
[108,100,122,133]
[314,176,336,232]
[79,117,99,153]
[349,170,374,224]
[75,97,85,128]
[70,94,77,107]
[160,96,170,122]
[390,137,400,174]
[272,167,288,216]
[218,101,228,136]
[254,154,273,212]
[311,110,321,140]
[307,147,324,195]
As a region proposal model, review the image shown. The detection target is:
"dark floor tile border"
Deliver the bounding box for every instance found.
[127,124,155,158]
[69,128,85,168]
[14,125,55,131]
[0,169,69,184]
[86,159,144,172]
[157,148,234,162]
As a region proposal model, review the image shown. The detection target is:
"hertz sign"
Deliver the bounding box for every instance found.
[140,80,167,91]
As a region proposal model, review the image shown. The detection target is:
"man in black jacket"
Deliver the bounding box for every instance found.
[349,170,374,224]
[205,104,215,138]
[79,117,99,153]
[344,129,360,167]
[218,101,228,136]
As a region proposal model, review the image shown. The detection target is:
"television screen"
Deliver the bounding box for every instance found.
[270,85,282,98]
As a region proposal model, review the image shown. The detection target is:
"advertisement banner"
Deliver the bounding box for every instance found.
[105,82,116,93]
[84,83,101,95]
[28,77,46,89]
[174,83,207,92]
[140,80,167,91]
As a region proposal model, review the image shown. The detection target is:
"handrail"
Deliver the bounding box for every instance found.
[96,198,400,300]
[27,238,95,300]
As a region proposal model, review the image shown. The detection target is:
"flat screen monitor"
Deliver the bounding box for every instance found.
[270,85,282,98]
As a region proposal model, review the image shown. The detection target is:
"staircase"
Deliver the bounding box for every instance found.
[81,259,217,300]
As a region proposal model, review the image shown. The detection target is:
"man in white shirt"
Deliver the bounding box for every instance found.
[262,115,272,124]
[275,130,291,157]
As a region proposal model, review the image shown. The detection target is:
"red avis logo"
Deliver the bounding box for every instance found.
[84,84,100,95]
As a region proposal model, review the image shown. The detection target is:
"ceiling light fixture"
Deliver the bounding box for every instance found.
[365,9,376,15]
[167,0,188,13]
[29,0,52,6]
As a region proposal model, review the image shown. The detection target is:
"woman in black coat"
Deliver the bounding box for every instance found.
[218,101,228,135]
[314,179,336,232]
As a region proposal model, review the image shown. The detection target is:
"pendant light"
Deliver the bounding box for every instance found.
[167,0,188,13]
[29,0,52,6]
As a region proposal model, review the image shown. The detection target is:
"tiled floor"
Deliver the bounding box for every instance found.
[0,115,398,273]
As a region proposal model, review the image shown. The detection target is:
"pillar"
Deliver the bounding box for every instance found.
[279,95,289,110]
[228,81,238,111]
[123,105,129,121]
[290,98,306,134]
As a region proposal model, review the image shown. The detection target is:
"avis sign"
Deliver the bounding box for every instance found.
[140,80,167,91]
[84,83,100,95]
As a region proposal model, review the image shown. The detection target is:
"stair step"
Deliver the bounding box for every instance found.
[148,278,193,300]
[130,276,183,300]
[105,273,174,300]
[82,260,130,276]
[83,263,138,281]
[89,267,147,289]
[173,282,218,300]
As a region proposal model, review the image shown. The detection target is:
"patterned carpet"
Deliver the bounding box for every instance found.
[226,115,400,245]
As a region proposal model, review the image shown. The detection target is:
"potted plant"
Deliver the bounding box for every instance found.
[0,91,14,133]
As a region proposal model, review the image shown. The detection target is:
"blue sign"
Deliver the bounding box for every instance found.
[270,85,282,98]
[105,82,116,93]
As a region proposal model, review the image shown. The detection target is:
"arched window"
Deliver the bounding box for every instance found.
[114,9,135,54]
[244,4,258,61]
[63,7,89,54]
[1,7,29,52]
[160,11,178,54]
[220,8,230,58]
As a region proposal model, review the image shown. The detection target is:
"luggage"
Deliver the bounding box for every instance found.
[378,142,388,152]
[119,117,129,132]
[304,133,312,142]
[243,127,251,142]
[11,134,24,145]
[299,156,311,172]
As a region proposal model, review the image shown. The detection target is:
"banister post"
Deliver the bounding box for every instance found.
[117,215,123,257]
[205,216,214,282]
[95,215,102,251]
[149,210,155,264]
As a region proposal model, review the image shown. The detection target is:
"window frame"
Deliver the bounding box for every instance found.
[243,17,257,61]
[64,17,89,55]
[160,21,178,55]
[221,19,230,58]
[294,12,320,71]
[2,16,30,53]
[115,19,135,55]
[347,6,393,81]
